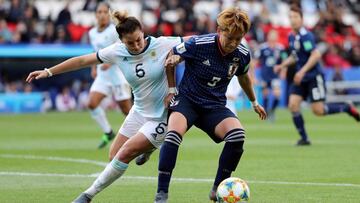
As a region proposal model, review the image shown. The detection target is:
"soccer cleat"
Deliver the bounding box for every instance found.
[72,193,92,203]
[209,187,217,202]
[135,148,156,165]
[296,139,311,146]
[98,131,115,149]
[347,103,360,122]
[154,191,168,203]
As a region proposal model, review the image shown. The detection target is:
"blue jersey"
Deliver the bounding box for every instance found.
[173,33,251,108]
[255,42,287,82]
[288,27,322,81]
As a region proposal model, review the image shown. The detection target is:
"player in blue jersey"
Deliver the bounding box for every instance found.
[26,11,185,203]
[154,8,267,203]
[88,3,132,149]
[254,30,287,121]
[274,5,360,146]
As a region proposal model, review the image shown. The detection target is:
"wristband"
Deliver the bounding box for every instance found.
[251,100,259,107]
[44,68,53,77]
[169,87,178,94]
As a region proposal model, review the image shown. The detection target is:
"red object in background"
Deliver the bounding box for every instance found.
[67,23,90,42]
[323,52,351,69]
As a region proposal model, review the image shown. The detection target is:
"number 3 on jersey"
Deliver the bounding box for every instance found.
[135,63,145,78]
[208,76,221,87]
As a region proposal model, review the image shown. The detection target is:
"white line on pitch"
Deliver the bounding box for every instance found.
[0,171,360,188]
[1,154,360,188]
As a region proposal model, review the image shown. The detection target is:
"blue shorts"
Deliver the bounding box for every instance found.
[169,94,237,143]
[290,74,326,102]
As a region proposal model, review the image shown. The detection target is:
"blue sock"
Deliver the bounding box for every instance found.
[324,103,350,115]
[271,98,279,111]
[157,131,182,193]
[263,97,268,112]
[292,112,308,141]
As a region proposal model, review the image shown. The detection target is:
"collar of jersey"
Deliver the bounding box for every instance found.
[127,36,152,56]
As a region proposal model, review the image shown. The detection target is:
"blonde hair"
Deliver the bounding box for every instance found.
[110,10,142,38]
[217,7,251,36]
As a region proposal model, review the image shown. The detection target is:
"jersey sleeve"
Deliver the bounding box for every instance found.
[235,52,251,76]
[97,43,118,64]
[302,32,316,53]
[172,36,196,58]
[158,36,183,52]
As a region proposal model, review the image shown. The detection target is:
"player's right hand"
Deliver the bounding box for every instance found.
[26,70,48,83]
[273,65,282,74]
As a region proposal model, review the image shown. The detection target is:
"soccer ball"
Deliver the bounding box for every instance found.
[216,177,250,203]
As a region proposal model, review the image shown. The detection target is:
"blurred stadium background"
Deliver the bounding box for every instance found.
[0,0,359,203]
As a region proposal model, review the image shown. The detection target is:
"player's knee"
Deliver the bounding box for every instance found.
[312,107,324,116]
[288,103,299,112]
[117,145,138,163]
[88,101,97,110]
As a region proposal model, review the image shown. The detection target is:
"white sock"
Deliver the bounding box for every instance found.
[84,159,128,198]
[90,107,112,133]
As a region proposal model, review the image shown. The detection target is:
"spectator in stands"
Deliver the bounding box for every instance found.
[41,18,56,43]
[0,18,12,43]
[348,45,360,66]
[6,0,23,23]
[55,86,76,112]
[55,1,72,27]
[54,25,71,43]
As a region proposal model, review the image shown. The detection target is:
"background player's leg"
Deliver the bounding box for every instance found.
[262,86,269,112]
[319,102,360,121]
[74,132,154,201]
[88,91,115,148]
[156,112,188,202]
[289,94,310,145]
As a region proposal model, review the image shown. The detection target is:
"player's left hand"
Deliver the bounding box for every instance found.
[165,55,182,68]
[294,70,305,85]
[253,104,267,120]
[164,93,176,108]
[101,64,111,70]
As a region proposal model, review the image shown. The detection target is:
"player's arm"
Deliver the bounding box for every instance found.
[299,49,321,73]
[26,53,100,83]
[274,54,296,73]
[237,73,267,120]
[164,49,184,69]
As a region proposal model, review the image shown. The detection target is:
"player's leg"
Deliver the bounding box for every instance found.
[113,83,132,115]
[261,81,269,112]
[74,132,155,202]
[155,95,197,203]
[270,79,281,118]
[108,133,129,161]
[89,79,116,148]
[309,75,360,121]
[289,94,310,145]
[197,108,244,201]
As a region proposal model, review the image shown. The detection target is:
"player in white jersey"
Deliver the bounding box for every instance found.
[88,3,132,149]
[26,11,184,203]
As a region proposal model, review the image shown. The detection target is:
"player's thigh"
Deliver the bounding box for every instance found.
[168,94,199,136]
[196,107,238,143]
[115,131,155,163]
[89,79,110,108]
[109,134,129,161]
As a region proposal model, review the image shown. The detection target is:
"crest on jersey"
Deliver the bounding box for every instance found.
[227,63,239,79]
[150,50,157,61]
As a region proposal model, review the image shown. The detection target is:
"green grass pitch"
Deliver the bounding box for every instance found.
[0,109,359,203]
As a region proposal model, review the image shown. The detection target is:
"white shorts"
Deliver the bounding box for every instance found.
[118,108,167,148]
[90,77,132,101]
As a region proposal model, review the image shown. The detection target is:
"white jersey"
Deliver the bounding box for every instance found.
[88,24,127,85]
[98,36,183,118]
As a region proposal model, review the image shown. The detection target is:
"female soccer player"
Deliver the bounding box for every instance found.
[274,5,360,146]
[26,11,183,203]
[88,3,132,149]
[154,7,267,203]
